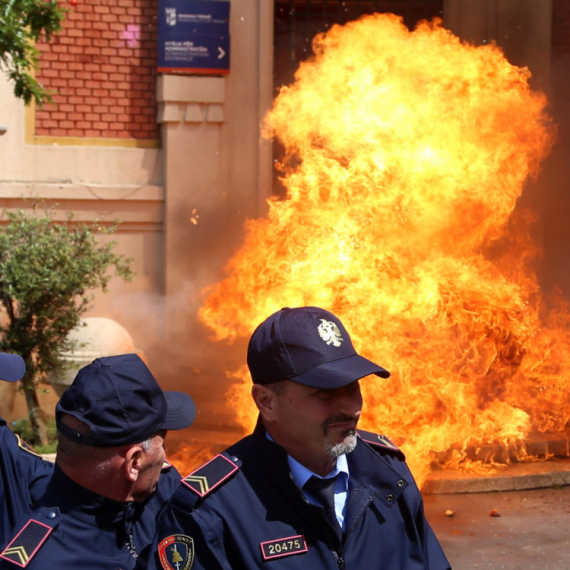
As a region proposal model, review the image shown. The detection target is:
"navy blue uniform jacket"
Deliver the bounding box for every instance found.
[0,461,182,569]
[153,422,451,570]
[0,417,53,546]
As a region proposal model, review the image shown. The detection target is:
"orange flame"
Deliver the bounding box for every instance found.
[198,14,563,485]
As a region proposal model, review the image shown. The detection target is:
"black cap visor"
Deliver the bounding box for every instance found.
[288,353,390,389]
[161,391,197,430]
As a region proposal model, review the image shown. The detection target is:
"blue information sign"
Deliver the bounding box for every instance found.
[158,0,230,74]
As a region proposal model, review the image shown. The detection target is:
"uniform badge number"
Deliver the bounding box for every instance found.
[158,535,194,570]
[260,535,308,560]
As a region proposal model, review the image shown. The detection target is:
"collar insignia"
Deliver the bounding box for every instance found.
[318,319,343,347]
[158,535,194,570]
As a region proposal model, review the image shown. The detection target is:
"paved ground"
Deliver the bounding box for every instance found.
[424,485,570,569]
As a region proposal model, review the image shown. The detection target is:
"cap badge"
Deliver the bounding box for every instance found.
[318,319,343,347]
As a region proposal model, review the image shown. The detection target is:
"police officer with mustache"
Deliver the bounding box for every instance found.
[153,306,450,570]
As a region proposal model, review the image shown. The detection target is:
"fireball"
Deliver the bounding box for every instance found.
[197,14,560,486]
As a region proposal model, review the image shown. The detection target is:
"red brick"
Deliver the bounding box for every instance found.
[85,130,101,137]
[85,113,99,121]
[77,88,92,96]
[69,79,85,88]
[93,5,110,13]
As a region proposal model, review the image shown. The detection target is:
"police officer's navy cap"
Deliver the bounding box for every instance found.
[56,353,196,447]
[0,352,25,383]
[247,306,390,389]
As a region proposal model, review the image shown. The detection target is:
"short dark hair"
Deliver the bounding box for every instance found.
[263,380,288,395]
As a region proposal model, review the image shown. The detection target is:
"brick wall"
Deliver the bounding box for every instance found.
[35,0,159,140]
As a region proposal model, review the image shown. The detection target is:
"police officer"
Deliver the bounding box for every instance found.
[0,352,53,546]
[0,353,196,569]
[152,306,451,570]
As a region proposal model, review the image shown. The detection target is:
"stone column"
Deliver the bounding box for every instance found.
[156,1,274,442]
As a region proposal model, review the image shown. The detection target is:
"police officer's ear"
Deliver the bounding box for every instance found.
[251,384,279,422]
[124,444,144,482]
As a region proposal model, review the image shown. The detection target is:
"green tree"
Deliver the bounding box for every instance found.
[0,0,65,105]
[0,208,133,445]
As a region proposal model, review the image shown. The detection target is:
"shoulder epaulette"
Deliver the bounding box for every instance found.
[15,435,41,458]
[181,454,239,498]
[0,509,60,567]
[357,429,405,460]
[161,459,172,471]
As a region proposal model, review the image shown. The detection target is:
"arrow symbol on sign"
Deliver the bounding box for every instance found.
[218,47,226,59]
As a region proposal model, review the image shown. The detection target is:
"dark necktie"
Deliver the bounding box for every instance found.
[304,475,342,542]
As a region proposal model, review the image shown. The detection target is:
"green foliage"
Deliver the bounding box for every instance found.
[0,208,133,442]
[0,0,66,105]
[11,416,56,446]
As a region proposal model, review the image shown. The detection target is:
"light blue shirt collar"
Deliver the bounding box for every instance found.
[266,431,350,528]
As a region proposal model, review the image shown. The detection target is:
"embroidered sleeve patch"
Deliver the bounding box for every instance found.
[158,535,194,570]
[0,519,53,568]
[260,536,308,560]
[181,454,238,497]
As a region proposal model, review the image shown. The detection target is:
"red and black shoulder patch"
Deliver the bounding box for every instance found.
[357,429,405,460]
[0,512,59,568]
[181,454,238,498]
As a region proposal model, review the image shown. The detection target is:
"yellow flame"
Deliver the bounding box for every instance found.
[198,14,561,486]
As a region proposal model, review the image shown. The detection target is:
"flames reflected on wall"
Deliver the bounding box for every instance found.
[191,14,568,486]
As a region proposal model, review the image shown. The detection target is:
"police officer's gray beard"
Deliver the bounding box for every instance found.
[323,431,358,458]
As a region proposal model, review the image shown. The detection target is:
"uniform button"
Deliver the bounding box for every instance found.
[230,456,239,462]
[386,494,394,502]
[46,511,57,519]
[397,480,405,487]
